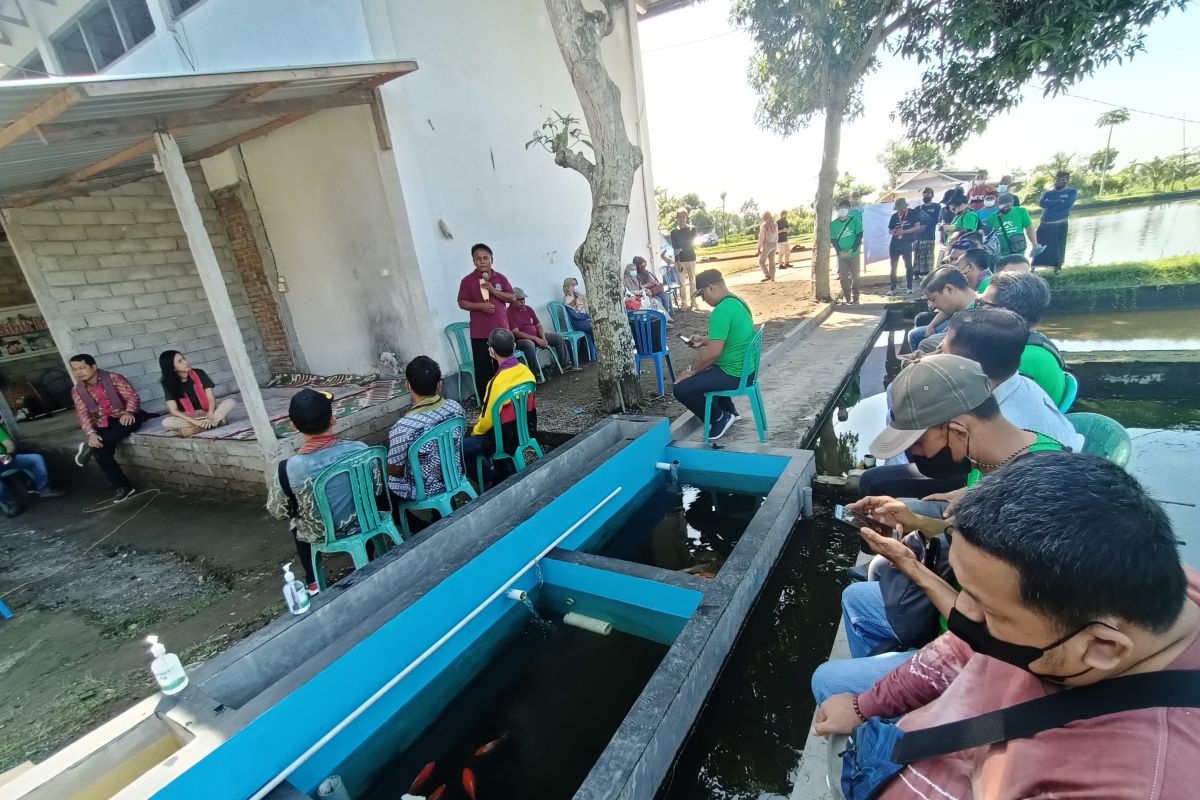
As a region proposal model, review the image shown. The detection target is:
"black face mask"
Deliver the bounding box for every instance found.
[947,608,1102,682]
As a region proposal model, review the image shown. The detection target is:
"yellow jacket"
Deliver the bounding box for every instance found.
[472,359,537,437]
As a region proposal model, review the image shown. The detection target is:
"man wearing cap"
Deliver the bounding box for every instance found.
[674,269,755,441]
[886,198,921,296]
[457,243,516,402]
[507,287,575,381]
[993,192,1037,257]
[463,329,538,479]
[912,187,940,279]
[266,388,374,593]
[810,355,1066,701]
[1032,171,1077,271]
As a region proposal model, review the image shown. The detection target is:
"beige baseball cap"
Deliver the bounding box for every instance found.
[869,354,992,459]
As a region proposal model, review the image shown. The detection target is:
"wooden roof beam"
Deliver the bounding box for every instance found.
[0,86,81,151]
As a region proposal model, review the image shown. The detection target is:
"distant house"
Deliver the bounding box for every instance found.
[878,169,979,203]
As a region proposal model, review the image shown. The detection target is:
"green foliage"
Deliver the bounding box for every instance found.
[1087,148,1119,174]
[1043,256,1200,290]
[1096,108,1132,129]
[1019,148,1199,200]
[526,110,591,156]
[656,187,707,231]
[879,139,949,187]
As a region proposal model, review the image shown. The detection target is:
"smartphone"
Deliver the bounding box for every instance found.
[678,334,695,347]
[834,504,897,537]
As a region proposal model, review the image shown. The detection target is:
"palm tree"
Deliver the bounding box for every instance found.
[1135,157,1172,192]
[1095,108,1131,196]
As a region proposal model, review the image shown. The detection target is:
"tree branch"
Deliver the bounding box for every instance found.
[554,147,595,182]
[851,3,903,78]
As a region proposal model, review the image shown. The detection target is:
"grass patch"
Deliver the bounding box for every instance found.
[1045,256,1200,291]
[696,233,814,257]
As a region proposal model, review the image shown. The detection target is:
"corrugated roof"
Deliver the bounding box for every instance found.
[0,60,418,206]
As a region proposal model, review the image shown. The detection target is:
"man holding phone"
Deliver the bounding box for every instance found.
[672,269,755,441]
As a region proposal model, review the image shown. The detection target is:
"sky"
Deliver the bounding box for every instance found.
[637,1,1200,211]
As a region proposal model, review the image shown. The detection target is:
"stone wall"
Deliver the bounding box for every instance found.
[4,170,270,410]
[0,241,35,308]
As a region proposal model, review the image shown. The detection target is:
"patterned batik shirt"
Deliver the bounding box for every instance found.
[386,396,466,500]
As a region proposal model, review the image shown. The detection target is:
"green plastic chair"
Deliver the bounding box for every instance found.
[1066,412,1133,468]
[547,301,595,365]
[394,417,477,537]
[310,446,404,590]
[515,342,564,382]
[475,381,542,489]
[444,322,478,405]
[1057,372,1079,413]
[703,325,767,444]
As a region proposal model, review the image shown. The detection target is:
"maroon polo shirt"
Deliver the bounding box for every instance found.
[508,303,541,338]
[457,269,512,339]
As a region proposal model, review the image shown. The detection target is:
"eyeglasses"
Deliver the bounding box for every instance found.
[973,299,998,309]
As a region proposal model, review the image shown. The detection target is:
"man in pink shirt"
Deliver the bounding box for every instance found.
[456,243,515,402]
[508,287,575,381]
[70,353,145,503]
[816,452,1200,798]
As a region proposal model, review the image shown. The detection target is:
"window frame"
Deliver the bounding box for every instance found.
[50,0,157,76]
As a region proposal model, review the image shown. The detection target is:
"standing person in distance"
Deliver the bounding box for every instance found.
[887,198,920,296]
[456,243,515,402]
[1032,171,1078,272]
[993,193,1037,258]
[831,200,864,304]
[913,187,940,279]
[776,210,791,269]
[756,211,779,283]
[669,210,699,311]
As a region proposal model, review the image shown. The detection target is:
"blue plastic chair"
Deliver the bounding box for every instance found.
[627,309,675,396]
[475,381,542,489]
[703,326,767,443]
[1057,372,1079,413]
[310,446,404,590]
[444,322,478,405]
[547,301,595,365]
[394,417,477,537]
[1066,412,1132,468]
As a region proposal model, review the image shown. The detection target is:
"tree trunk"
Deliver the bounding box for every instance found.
[544,0,644,411]
[1099,124,1114,196]
[812,89,847,303]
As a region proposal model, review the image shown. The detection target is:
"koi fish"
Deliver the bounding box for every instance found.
[474,733,509,757]
[410,761,436,794]
[428,786,446,800]
[462,767,477,800]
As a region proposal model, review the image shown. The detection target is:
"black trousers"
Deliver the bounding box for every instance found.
[889,245,914,290]
[93,414,144,489]
[470,337,496,403]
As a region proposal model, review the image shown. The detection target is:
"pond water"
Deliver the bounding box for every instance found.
[1063,198,1200,266]
[1040,308,1200,352]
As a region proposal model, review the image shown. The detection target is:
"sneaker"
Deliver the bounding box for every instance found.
[0,499,19,518]
[75,442,93,467]
[708,411,736,441]
[305,583,320,596]
[112,486,137,504]
[31,487,67,500]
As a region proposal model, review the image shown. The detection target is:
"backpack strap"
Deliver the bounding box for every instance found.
[892,669,1200,763]
[1027,330,1069,372]
[277,458,299,524]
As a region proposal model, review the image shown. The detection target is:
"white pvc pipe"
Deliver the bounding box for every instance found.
[249,487,623,800]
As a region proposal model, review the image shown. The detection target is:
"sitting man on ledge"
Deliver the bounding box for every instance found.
[815,453,1200,799]
[673,268,755,441]
[463,328,538,479]
[70,353,147,504]
[0,423,66,517]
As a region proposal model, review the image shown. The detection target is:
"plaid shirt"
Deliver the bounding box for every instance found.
[386,397,466,500]
[72,371,140,436]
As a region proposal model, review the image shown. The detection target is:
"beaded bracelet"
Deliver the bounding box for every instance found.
[851,693,866,723]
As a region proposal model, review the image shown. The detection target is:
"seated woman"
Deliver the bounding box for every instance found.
[158,350,238,436]
[561,277,594,336]
[623,262,672,322]
[634,256,674,316]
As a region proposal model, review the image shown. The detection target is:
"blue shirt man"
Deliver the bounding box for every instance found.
[1032,171,1078,270]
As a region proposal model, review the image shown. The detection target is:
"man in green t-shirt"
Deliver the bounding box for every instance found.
[977,271,1069,405]
[0,424,66,517]
[674,269,756,441]
[945,194,980,245]
[993,193,1037,256]
[831,199,864,303]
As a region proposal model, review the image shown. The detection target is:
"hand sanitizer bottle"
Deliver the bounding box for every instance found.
[146,635,188,696]
[282,562,311,615]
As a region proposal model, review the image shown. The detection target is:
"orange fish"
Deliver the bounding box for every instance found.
[410,761,436,794]
[474,734,508,757]
[428,786,446,800]
[462,767,477,800]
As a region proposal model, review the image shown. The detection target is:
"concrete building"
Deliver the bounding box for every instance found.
[0,0,660,495]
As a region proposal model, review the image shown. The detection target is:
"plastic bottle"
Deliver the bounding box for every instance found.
[146,635,188,696]
[281,562,311,616]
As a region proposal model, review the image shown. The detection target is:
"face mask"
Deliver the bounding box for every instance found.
[984,199,996,208]
[997,184,1009,192]
[837,209,849,219]
[947,607,1102,682]
[923,195,934,204]
[627,270,637,277]
[999,205,1013,214]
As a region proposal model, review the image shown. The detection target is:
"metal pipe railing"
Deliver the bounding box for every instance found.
[249,486,622,800]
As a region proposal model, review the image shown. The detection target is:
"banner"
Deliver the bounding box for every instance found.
[862,203,894,266]
[0,304,56,363]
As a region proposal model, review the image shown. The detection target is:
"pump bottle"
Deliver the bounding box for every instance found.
[282,562,311,615]
[146,635,188,695]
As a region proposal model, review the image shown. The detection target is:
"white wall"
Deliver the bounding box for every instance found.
[239,106,440,374]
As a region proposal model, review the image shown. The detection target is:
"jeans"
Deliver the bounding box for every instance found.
[673,365,744,434]
[859,462,967,499]
[842,581,898,658]
[564,307,595,363]
[0,453,51,505]
[812,651,914,704]
[908,319,948,351]
[92,415,144,489]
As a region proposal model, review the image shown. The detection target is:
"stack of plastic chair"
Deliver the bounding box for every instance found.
[627,309,675,396]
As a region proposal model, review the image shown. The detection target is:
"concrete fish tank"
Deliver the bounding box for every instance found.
[7,417,814,800]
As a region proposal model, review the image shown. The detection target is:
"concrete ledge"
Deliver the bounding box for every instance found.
[1049,282,1200,315]
[1068,349,1200,399]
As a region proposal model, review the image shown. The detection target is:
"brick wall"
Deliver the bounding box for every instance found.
[212,187,295,373]
[0,241,34,308]
[5,170,270,410]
